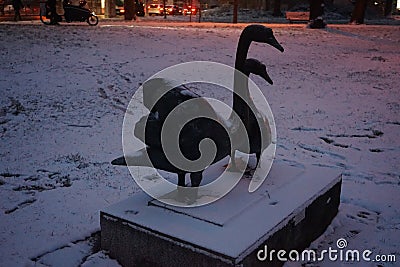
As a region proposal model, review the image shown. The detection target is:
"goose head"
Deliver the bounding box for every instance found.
[240,24,284,53]
[243,58,274,85]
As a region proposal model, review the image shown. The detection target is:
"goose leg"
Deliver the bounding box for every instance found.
[190,171,203,187]
[229,150,239,171]
[255,152,261,168]
[177,173,186,187]
[177,173,187,203]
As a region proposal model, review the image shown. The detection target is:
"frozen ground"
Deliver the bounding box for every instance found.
[0,21,399,266]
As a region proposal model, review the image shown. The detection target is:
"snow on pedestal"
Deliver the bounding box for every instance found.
[100,162,341,267]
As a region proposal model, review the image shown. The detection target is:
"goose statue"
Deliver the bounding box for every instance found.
[112,25,284,189]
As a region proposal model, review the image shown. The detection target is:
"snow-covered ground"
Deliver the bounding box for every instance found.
[0,21,399,266]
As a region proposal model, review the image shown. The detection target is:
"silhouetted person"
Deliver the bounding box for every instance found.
[47,0,59,25]
[63,0,73,22]
[12,0,23,21]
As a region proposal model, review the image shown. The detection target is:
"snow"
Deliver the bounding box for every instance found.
[81,252,121,267]
[180,89,197,97]
[36,241,93,267]
[1,21,399,266]
[101,162,340,260]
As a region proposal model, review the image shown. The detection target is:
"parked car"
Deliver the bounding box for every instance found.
[116,0,124,15]
[147,3,164,16]
[165,5,181,15]
[183,5,198,15]
[116,4,125,15]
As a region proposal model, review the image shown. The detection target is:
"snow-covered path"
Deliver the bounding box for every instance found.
[0,22,399,266]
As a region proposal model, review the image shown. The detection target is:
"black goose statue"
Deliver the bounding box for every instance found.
[112,25,284,188]
[111,59,270,187]
[230,25,284,170]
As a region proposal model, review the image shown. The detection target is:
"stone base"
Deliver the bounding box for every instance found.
[101,162,342,267]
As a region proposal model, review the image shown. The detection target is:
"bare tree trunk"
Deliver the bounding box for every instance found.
[105,0,116,17]
[310,0,322,20]
[287,0,295,10]
[350,0,368,24]
[233,0,238,23]
[272,0,281,16]
[264,0,270,11]
[124,0,134,20]
[309,0,326,28]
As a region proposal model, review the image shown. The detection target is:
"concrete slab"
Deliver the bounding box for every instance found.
[101,162,341,267]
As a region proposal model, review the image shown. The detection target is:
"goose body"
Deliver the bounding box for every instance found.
[112,25,284,188]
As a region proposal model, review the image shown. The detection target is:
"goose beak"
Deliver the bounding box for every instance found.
[261,70,274,85]
[111,156,127,165]
[266,36,284,52]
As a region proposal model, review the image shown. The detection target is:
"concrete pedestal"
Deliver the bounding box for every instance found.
[101,163,341,267]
